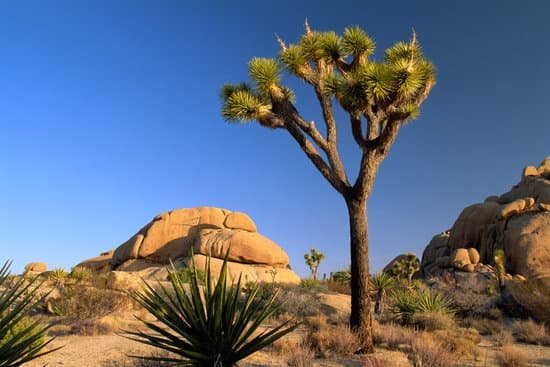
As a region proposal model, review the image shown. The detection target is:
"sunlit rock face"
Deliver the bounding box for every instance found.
[77,207,300,285]
[421,156,550,285]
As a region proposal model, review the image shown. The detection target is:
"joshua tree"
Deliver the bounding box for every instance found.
[390,253,420,287]
[304,247,325,281]
[221,21,435,352]
[493,249,506,290]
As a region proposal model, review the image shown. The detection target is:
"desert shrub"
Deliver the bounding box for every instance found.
[410,311,455,331]
[507,278,550,324]
[323,280,351,295]
[168,266,206,285]
[305,323,360,357]
[461,316,503,335]
[389,288,455,325]
[493,329,514,347]
[69,319,113,336]
[0,261,59,365]
[276,285,322,319]
[408,335,455,367]
[440,280,498,318]
[432,328,481,359]
[125,255,297,366]
[497,346,529,367]
[300,278,327,293]
[359,356,388,367]
[69,266,93,281]
[49,285,130,319]
[284,341,315,367]
[373,322,416,350]
[330,267,351,285]
[48,268,68,282]
[512,318,549,345]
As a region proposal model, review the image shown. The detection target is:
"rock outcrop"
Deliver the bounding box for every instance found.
[422,156,550,285]
[24,262,48,275]
[78,207,300,285]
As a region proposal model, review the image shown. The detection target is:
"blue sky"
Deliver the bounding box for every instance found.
[1,1,549,275]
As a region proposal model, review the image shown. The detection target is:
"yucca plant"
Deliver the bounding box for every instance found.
[124,254,298,366]
[0,261,60,366]
[69,266,93,282]
[369,272,394,314]
[389,288,455,325]
[48,268,68,283]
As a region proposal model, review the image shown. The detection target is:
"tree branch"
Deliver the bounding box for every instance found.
[284,120,349,194]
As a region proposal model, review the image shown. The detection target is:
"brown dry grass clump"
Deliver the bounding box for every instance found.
[304,315,361,357]
[512,318,550,345]
[432,328,481,359]
[497,346,529,367]
[373,322,416,350]
[493,329,514,347]
[408,336,455,367]
[411,311,455,331]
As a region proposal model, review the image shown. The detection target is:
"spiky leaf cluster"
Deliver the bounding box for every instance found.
[0,261,59,366]
[221,25,435,129]
[124,254,297,366]
[389,288,455,325]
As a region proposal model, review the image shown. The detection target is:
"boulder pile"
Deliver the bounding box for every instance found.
[421,156,550,285]
[78,207,300,285]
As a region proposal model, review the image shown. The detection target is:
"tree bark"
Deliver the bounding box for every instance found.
[346,197,374,353]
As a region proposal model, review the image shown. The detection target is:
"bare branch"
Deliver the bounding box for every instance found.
[275,33,287,51]
[304,18,312,34]
[351,113,366,148]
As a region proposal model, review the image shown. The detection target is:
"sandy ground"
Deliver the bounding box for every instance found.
[24,331,550,367]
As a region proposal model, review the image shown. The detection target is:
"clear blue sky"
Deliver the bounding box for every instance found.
[1,1,549,275]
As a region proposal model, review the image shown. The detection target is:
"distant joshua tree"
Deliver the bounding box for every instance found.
[221,20,435,352]
[304,247,325,281]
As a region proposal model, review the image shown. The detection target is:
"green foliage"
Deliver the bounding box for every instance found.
[389,288,455,325]
[69,266,93,281]
[48,268,68,282]
[168,266,207,285]
[369,272,395,314]
[388,253,420,287]
[0,261,59,366]
[125,254,298,366]
[342,26,375,58]
[221,24,436,126]
[304,248,325,280]
[331,267,351,285]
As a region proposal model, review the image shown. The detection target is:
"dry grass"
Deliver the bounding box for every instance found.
[461,316,503,335]
[432,328,481,359]
[493,329,514,347]
[511,318,549,345]
[69,319,113,336]
[497,346,529,367]
[284,341,315,367]
[408,335,455,367]
[373,322,416,350]
[411,311,455,331]
[305,323,361,357]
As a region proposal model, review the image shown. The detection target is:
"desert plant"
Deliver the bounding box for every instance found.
[408,335,455,367]
[221,21,436,352]
[48,285,130,319]
[48,268,68,282]
[493,249,506,289]
[410,311,455,331]
[373,322,416,350]
[304,248,325,281]
[493,329,514,347]
[369,272,394,314]
[168,266,207,285]
[0,261,59,366]
[511,318,549,345]
[331,267,351,285]
[389,288,455,325]
[305,323,361,357]
[69,266,93,281]
[124,254,298,366]
[389,254,420,287]
[497,346,529,367]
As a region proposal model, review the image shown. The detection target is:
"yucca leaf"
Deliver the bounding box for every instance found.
[222,90,264,122]
[342,26,375,57]
[248,58,280,94]
[125,252,296,366]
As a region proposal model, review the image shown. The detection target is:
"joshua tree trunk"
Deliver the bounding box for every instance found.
[346,197,374,353]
